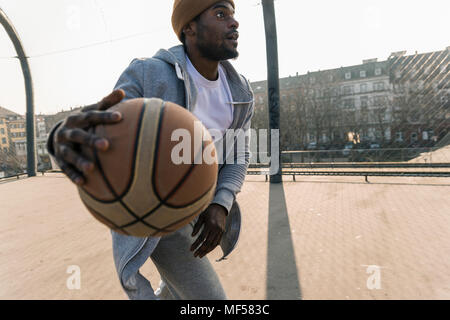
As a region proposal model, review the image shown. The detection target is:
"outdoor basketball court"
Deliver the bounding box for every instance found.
[1,173,449,300]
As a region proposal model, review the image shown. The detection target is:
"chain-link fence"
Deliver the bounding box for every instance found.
[250,47,450,175]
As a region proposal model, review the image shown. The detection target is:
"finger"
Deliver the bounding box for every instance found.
[191,215,205,237]
[212,231,223,248]
[58,160,85,186]
[82,89,126,112]
[191,228,209,252]
[97,89,125,111]
[195,235,215,258]
[60,128,110,151]
[198,232,222,258]
[71,110,122,129]
[57,144,94,174]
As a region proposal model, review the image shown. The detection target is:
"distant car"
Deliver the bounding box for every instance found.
[307,142,317,150]
[370,143,381,149]
[342,143,354,156]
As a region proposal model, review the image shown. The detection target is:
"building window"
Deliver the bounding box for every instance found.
[374,96,386,105]
[315,90,321,98]
[374,82,384,91]
[375,68,382,76]
[2,138,6,144]
[360,83,367,93]
[360,96,368,107]
[360,107,369,122]
[343,85,353,95]
[411,132,418,142]
[0,128,4,134]
[360,70,366,78]
[343,98,354,108]
[345,72,351,80]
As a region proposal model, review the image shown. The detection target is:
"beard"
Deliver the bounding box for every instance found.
[196,27,239,61]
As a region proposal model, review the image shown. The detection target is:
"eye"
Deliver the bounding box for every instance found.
[216,11,225,19]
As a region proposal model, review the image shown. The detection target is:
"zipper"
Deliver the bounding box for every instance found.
[226,100,254,105]
[176,62,192,112]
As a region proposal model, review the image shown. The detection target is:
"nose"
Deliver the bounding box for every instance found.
[229,15,239,30]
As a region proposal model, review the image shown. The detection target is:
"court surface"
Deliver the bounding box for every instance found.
[1,173,449,299]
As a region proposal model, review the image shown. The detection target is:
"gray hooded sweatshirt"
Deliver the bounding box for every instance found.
[47,45,254,299]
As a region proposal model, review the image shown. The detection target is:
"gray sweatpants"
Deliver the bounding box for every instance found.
[150,221,227,300]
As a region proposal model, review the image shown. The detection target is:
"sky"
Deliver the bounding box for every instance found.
[0,0,449,115]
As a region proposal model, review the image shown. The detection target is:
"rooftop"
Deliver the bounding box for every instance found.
[0,106,20,118]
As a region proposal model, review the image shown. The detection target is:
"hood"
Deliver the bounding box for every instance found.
[153,45,253,106]
[154,45,187,70]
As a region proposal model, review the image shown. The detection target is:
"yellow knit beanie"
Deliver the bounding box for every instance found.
[171,0,235,41]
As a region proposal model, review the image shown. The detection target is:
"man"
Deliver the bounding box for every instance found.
[47,0,254,300]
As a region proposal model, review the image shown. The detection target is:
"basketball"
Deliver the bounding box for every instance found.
[77,98,218,237]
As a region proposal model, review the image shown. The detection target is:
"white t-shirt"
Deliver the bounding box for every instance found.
[186,55,234,139]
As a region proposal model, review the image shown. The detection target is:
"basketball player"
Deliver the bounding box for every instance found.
[47,0,254,299]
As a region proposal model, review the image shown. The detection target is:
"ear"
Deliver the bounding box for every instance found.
[183,20,197,38]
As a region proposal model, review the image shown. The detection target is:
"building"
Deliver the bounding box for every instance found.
[36,116,47,139]
[0,106,21,154]
[41,106,82,135]
[251,47,449,150]
[0,106,51,172]
[0,117,9,153]
[14,137,48,157]
[388,48,450,146]
[8,117,26,147]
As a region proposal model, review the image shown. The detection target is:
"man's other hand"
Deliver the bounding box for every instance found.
[53,89,125,185]
[191,204,227,258]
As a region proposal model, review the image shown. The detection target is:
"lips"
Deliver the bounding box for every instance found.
[227,32,239,41]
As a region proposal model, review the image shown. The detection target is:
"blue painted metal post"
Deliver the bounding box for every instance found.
[0,7,36,177]
[262,0,282,183]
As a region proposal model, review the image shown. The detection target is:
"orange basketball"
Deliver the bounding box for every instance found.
[77,98,218,237]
